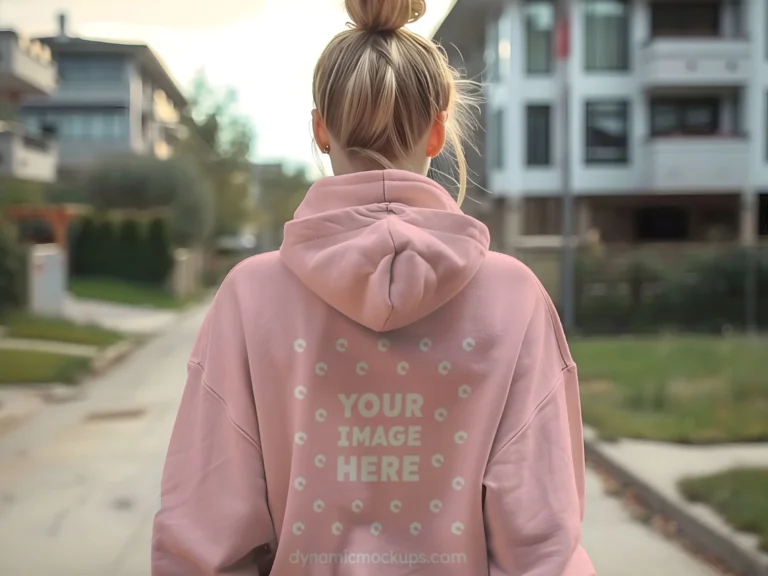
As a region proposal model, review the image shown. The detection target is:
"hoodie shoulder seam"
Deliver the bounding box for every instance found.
[487,368,566,463]
[533,276,572,371]
[189,360,263,453]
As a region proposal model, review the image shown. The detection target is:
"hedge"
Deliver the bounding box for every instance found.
[70,215,174,286]
[0,218,26,315]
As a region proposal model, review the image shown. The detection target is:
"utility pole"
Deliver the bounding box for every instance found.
[556,0,575,332]
[744,191,757,335]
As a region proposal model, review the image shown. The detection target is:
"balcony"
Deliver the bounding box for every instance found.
[638,38,750,88]
[643,136,747,192]
[0,122,57,183]
[0,31,58,96]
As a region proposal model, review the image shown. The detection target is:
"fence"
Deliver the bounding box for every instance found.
[516,242,768,335]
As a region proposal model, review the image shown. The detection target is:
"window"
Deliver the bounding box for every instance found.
[526,104,552,166]
[633,206,689,242]
[765,93,768,160]
[584,0,629,71]
[650,97,720,136]
[485,19,500,82]
[489,109,505,169]
[57,55,125,84]
[24,108,129,141]
[585,100,629,164]
[650,1,720,37]
[525,0,554,74]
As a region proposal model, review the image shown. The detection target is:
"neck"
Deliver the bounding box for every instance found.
[329,153,430,178]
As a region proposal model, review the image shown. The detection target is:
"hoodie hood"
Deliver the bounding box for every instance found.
[280,169,490,332]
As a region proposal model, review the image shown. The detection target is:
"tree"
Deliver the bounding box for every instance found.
[177,70,256,237]
[255,165,313,249]
[84,155,214,247]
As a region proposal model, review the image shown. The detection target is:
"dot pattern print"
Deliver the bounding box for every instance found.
[289,333,477,541]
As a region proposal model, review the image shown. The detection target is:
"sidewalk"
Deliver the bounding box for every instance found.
[586,427,768,575]
[63,296,180,335]
[0,304,208,576]
[0,302,723,575]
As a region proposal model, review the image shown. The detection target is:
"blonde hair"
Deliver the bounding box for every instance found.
[313,0,479,206]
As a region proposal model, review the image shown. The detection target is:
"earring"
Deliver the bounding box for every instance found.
[323,145,330,154]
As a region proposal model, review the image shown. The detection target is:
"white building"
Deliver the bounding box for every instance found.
[0,30,58,184]
[20,14,187,183]
[435,0,767,255]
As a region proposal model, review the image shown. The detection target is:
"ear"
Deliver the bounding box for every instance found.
[426,111,448,158]
[312,109,329,152]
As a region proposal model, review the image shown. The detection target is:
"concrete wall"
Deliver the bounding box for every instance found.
[27,243,66,318]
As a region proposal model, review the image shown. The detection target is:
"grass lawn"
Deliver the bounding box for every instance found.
[3,311,124,347]
[0,349,92,384]
[571,336,768,443]
[69,278,194,309]
[679,468,768,552]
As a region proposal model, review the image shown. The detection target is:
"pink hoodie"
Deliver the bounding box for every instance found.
[152,169,595,575]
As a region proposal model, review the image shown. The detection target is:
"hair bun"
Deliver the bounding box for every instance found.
[345,0,427,32]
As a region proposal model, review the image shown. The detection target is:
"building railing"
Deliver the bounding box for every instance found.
[14,34,53,65]
[645,131,749,142]
[0,121,53,153]
[640,34,750,47]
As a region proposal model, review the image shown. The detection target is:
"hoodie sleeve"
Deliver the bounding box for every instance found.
[152,275,275,576]
[483,282,595,576]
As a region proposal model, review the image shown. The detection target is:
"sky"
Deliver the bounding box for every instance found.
[1,0,455,177]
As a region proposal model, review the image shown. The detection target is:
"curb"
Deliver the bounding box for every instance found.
[584,436,768,576]
[90,338,140,377]
[87,295,211,378]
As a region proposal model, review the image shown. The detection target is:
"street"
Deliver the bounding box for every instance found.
[0,304,718,576]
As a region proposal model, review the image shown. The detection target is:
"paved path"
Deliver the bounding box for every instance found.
[591,429,768,565]
[0,305,718,576]
[63,296,180,336]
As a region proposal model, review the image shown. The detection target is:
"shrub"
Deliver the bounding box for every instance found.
[89,218,119,278]
[575,248,768,335]
[70,217,98,277]
[115,219,144,282]
[143,218,174,285]
[0,218,25,315]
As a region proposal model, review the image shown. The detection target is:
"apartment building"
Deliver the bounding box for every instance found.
[0,30,58,183]
[20,14,187,181]
[435,0,768,253]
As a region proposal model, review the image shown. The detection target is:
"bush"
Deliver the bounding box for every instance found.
[70,217,97,276]
[143,218,174,284]
[94,219,120,278]
[70,216,119,280]
[85,155,214,247]
[575,248,768,334]
[70,215,174,287]
[115,219,144,282]
[0,218,25,315]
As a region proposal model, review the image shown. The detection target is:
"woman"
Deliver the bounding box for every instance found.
[152,0,595,574]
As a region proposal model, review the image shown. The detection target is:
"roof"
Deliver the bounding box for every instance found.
[432,0,492,52]
[35,36,187,108]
